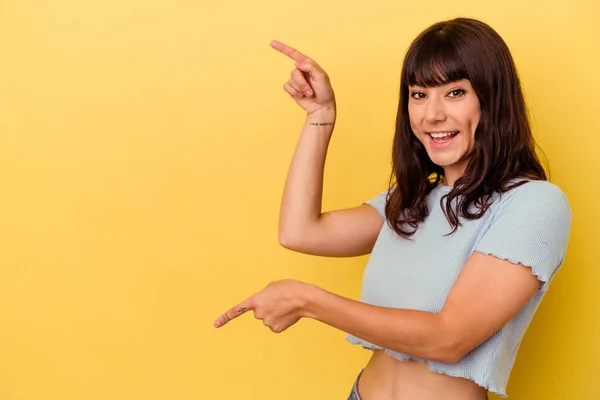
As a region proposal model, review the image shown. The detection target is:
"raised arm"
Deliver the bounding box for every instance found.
[271,40,384,257]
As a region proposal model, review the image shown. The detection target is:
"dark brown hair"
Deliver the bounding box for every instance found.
[386,17,547,238]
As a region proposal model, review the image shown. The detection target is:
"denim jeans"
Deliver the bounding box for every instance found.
[347,370,363,400]
[347,370,489,400]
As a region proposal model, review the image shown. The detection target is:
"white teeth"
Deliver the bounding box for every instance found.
[430,131,457,138]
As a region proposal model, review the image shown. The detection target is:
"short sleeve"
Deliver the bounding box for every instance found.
[473,181,572,291]
[363,190,389,220]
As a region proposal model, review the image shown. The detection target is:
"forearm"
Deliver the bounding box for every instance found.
[303,284,458,363]
[278,107,336,242]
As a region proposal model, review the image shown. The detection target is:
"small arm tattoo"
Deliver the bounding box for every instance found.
[309,122,334,126]
[238,307,247,314]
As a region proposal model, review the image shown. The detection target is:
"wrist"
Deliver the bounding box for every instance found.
[299,282,323,319]
[306,105,336,124]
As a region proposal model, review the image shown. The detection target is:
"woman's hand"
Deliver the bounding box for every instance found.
[214,279,313,333]
[270,40,336,116]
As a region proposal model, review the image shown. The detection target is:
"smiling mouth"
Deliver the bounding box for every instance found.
[429,131,459,144]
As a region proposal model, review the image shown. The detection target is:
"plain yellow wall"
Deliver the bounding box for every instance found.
[0,0,598,399]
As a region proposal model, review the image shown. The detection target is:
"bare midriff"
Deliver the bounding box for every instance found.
[356,350,488,400]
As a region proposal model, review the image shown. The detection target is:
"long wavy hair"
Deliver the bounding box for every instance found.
[386,17,547,238]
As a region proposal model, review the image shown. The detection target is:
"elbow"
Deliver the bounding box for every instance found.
[425,314,472,364]
[278,227,303,251]
[395,343,461,365]
[278,232,295,250]
[435,349,464,365]
[279,221,317,252]
[424,345,463,365]
[427,329,468,364]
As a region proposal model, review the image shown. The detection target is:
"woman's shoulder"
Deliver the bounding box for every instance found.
[501,178,568,199]
[493,178,571,218]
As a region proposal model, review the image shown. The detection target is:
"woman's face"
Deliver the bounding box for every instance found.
[408,79,481,185]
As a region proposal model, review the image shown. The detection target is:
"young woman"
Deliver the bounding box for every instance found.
[214,17,572,400]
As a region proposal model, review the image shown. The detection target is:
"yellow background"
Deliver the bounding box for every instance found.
[0,0,597,399]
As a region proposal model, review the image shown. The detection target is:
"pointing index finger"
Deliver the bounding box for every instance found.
[214,302,251,328]
[270,40,309,63]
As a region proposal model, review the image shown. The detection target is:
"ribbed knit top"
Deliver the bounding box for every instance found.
[346,180,572,398]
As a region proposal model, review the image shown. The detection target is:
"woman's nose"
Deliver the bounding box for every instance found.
[425,97,447,123]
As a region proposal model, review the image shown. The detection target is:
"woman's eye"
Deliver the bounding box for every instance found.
[448,89,466,97]
[411,92,426,99]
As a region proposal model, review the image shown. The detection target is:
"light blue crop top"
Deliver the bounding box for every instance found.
[346,180,572,398]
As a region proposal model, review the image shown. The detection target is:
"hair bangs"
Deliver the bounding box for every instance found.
[404,33,468,87]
